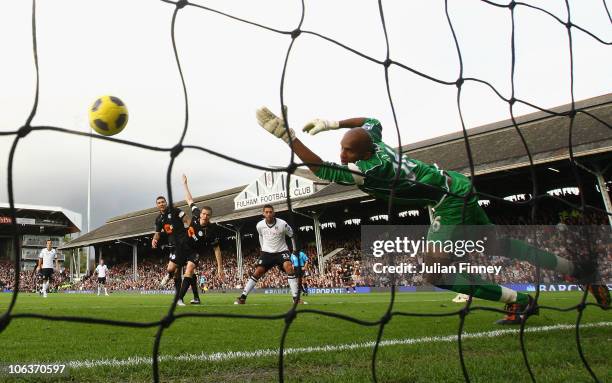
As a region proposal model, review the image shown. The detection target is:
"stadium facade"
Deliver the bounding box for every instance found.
[60,94,612,281]
[0,203,81,270]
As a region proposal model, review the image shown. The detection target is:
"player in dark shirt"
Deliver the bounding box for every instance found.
[181,174,224,304]
[151,195,196,304]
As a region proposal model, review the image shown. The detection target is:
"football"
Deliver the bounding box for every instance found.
[88,95,128,136]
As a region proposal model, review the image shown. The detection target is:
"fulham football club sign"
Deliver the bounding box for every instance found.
[234,171,315,210]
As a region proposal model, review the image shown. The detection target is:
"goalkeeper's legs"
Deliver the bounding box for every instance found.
[490,232,609,308]
[497,237,574,275]
[424,247,530,305]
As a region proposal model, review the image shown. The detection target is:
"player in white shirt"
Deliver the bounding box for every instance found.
[37,239,58,298]
[94,259,109,296]
[235,204,305,305]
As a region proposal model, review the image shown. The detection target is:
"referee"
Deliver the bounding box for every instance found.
[291,248,309,297]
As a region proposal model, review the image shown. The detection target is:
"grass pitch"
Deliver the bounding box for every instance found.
[0,291,610,382]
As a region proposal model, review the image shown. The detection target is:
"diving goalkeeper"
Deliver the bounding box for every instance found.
[255,106,609,323]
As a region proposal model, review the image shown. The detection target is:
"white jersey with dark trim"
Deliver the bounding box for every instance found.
[256,218,293,253]
[38,248,57,269]
[95,265,108,278]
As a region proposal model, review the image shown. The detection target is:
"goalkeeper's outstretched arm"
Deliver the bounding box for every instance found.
[255,106,367,174]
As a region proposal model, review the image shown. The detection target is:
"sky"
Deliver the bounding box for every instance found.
[0,0,610,231]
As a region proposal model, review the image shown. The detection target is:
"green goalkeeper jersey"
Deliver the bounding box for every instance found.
[316,118,478,207]
[314,118,449,207]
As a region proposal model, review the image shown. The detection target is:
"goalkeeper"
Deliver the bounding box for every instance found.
[255,106,609,323]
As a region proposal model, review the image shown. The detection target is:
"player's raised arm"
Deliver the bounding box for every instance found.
[182,174,194,206]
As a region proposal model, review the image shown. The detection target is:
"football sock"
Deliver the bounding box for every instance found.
[242,276,258,298]
[288,274,299,298]
[179,276,192,300]
[174,276,181,293]
[190,276,200,300]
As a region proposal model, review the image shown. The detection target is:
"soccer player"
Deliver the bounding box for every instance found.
[255,106,610,323]
[342,264,356,294]
[291,247,309,296]
[181,174,224,305]
[37,239,58,298]
[94,258,109,296]
[151,195,197,306]
[235,204,305,305]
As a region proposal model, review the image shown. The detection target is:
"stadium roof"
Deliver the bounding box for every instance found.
[403,93,612,175]
[0,202,82,233]
[60,94,612,249]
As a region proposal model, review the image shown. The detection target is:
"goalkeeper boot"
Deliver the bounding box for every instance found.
[177,299,186,307]
[585,284,610,309]
[495,303,522,325]
[190,298,201,305]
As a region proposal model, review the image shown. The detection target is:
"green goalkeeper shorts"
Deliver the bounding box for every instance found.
[428,170,491,241]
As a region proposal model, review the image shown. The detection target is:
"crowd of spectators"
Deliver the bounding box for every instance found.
[0,260,69,292]
[0,211,609,292]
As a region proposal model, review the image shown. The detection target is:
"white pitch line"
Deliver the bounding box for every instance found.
[65,321,611,369]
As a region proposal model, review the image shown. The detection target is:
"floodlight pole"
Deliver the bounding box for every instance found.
[86,123,92,275]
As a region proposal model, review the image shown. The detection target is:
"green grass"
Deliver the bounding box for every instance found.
[0,291,610,382]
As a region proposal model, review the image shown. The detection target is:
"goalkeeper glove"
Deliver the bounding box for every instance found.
[302,118,340,135]
[256,106,295,144]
